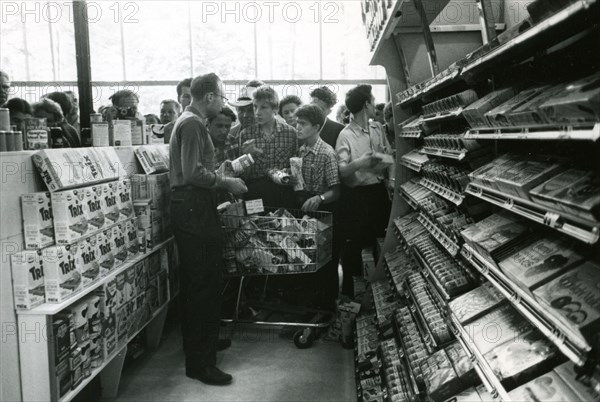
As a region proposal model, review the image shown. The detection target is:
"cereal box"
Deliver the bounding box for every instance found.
[134,144,169,175]
[21,192,55,249]
[116,179,134,221]
[116,303,130,345]
[96,229,115,276]
[84,185,106,231]
[43,244,83,303]
[101,182,121,225]
[76,234,101,286]
[11,250,45,309]
[111,222,128,268]
[131,174,148,201]
[125,217,139,256]
[51,189,90,244]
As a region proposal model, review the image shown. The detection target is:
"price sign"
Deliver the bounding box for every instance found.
[244,199,264,215]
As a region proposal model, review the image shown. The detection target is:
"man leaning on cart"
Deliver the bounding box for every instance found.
[169,73,248,386]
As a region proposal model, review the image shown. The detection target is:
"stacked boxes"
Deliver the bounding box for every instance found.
[21,192,55,249]
[10,250,45,310]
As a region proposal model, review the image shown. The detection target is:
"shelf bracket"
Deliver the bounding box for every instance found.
[477,0,497,44]
[413,0,439,76]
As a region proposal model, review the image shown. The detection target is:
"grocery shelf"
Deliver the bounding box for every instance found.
[398,127,423,139]
[461,244,590,366]
[392,316,424,395]
[464,123,600,141]
[466,183,600,244]
[18,238,174,316]
[421,107,465,124]
[461,0,599,76]
[404,279,440,352]
[60,301,170,402]
[411,247,452,302]
[449,313,511,401]
[416,213,460,257]
[400,154,429,172]
[420,146,468,161]
[419,178,465,206]
[399,188,419,210]
[397,68,462,107]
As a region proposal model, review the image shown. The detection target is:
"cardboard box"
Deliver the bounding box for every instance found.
[134,145,169,175]
[55,358,71,399]
[24,117,49,150]
[539,71,600,125]
[131,174,148,201]
[43,244,83,303]
[91,121,109,147]
[530,168,600,222]
[116,179,134,221]
[136,292,149,328]
[125,265,137,303]
[11,250,45,310]
[84,185,106,231]
[76,235,101,286]
[534,260,600,343]
[498,233,587,297]
[101,312,117,358]
[52,317,71,362]
[115,272,128,307]
[146,277,160,314]
[508,371,579,402]
[131,119,145,145]
[147,173,169,209]
[102,182,121,225]
[554,361,600,402]
[51,189,91,244]
[493,155,565,200]
[134,261,147,295]
[90,147,121,180]
[444,342,478,387]
[468,153,523,191]
[125,217,140,257]
[460,212,529,257]
[463,87,516,128]
[151,209,163,245]
[111,222,128,268]
[21,192,55,249]
[96,277,118,316]
[96,229,115,276]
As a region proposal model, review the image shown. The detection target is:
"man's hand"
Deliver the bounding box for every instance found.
[356,151,382,170]
[302,195,322,212]
[385,178,395,192]
[224,178,248,195]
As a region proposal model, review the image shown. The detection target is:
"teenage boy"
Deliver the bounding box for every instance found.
[169,73,247,386]
[336,84,395,298]
[310,86,345,148]
[294,104,341,307]
[239,86,298,207]
[208,106,238,166]
[159,99,181,124]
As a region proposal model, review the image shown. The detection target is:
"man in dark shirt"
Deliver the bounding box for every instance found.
[310,86,345,148]
[169,73,247,386]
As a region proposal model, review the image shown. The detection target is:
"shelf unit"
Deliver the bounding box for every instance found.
[399,154,429,172]
[416,213,461,257]
[419,178,465,206]
[464,123,600,141]
[466,183,600,245]
[421,107,465,124]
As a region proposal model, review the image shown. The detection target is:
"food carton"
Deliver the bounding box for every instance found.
[125,217,139,257]
[112,120,132,146]
[134,260,147,295]
[125,265,137,303]
[43,244,82,303]
[111,222,128,268]
[131,174,148,201]
[102,182,121,225]
[51,189,90,244]
[10,250,45,309]
[485,86,550,127]
[460,212,529,258]
[21,192,55,249]
[115,272,128,307]
[95,229,115,276]
[116,178,134,221]
[134,145,169,175]
[84,185,106,231]
[133,199,152,229]
[76,234,101,286]
[493,155,565,201]
[506,84,568,126]
[52,317,71,362]
[420,349,462,402]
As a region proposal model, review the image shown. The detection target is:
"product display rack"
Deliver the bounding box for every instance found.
[416,213,461,257]
[418,178,465,206]
[464,122,600,141]
[419,146,468,161]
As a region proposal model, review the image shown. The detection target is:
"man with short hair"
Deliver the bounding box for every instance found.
[176,78,193,109]
[106,89,144,120]
[208,106,238,166]
[310,86,345,148]
[159,99,181,124]
[0,70,11,107]
[169,73,247,386]
[239,86,298,207]
[336,85,395,298]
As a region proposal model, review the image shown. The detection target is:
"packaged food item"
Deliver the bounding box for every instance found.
[444,342,478,387]
[125,217,139,256]
[147,173,168,210]
[96,229,115,276]
[289,157,305,191]
[21,192,55,249]
[508,371,579,402]
[51,189,90,244]
[420,349,462,402]
[125,265,137,302]
[24,117,49,150]
[87,295,101,337]
[530,168,600,222]
[102,182,121,225]
[539,71,600,124]
[533,260,600,346]
[111,120,132,146]
[111,222,128,267]
[52,317,71,362]
[43,244,83,303]
[116,178,133,221]
[11,250,45,309]
[553,361,600,402]
[130,119,144,145]
[468,153,523,191]
[77,234,100,286]
[55,358,71,399]
[498,233,587,297]
[131,174,148,200]
[493,155,565,201]
[268,169,291,185]
[91,121,110,147]
[231,153,255,175]
[116,303,129,345]
[441,387,482,402]
[463,87,516,128]
[460,211,529,258]
[145,124,165,144]
[134,144,169,175]
[506,84,567,126]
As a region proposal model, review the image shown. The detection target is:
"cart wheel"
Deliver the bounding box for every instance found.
[293,328,314,349]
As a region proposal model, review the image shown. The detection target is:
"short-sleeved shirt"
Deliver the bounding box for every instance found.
[239,119,298,180]
[299,137,340,196]
[169,106,219,190]
[335,120,393,188]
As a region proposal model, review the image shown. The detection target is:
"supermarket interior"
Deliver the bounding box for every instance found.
[1,0,600,401]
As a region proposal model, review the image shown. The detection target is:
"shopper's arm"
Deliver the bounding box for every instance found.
[338,151,381,178]
[302,185,340,212]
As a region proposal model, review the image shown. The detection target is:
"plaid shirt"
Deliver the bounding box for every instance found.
[299,137,340,195]
[239,119,298,180]
[213,134,240,166]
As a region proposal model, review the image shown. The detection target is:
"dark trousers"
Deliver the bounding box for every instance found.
[339,183,391,297]
[171,188,223,369]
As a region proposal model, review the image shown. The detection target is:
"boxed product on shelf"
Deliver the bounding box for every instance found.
[420,349,463,402]
[110,222,128,267]
[52,316,71,363]
[21,192,54,249]
[84,185,106,231]
[147,172,170,209]
[533,260,600,342]
[76,234,101,286]
[131,174,148,200]
[151,209,163,245]
[460,211,530,259]
[10,250,45,310]
[530,168,600,222]
[102,182,121,225]
[70,347,83,389]
[444,342,479,387]
[485,330,560,387]
[112,120,132,146]
[42,244,83,303]
[136,292,149,330]
[116,302,130,345]
[468,153,523,191]
[441,387,482,402]
[508,371,579,401]
[116,179,134,221]
[464,304,534,356]
[134,199,152,229]
[463,87,516,128]
[554,361,600,402]
[498,233,587,297]
[146,276,160,313]
[485,86,550,127]
[87,295,101,337]
[51,189,91,244]
[493,155,565,201]
[55,358,71,399]
[125,217,140,256]
[539,71,600,125]
[125,265,137,303]
[134,144,169,175]
[115,272,128,307]
[96,229,115,275]
[134,260,148,295]
[505,84,567,126]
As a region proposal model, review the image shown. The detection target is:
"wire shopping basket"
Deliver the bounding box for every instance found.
[220,205,333,276]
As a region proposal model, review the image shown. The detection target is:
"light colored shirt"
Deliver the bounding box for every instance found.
[169,106,221,189]
[299,137,340,195]
[335,120,393,188]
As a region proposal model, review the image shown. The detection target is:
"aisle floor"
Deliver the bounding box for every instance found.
[116,324,357,402]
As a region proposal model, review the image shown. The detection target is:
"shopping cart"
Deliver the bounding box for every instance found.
[219,204,335,348]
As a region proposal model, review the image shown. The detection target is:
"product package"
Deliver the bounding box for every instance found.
[498,233,587,297]
[444,342,479,387]
[112,120,132,146]
[493,155,565,201]
[463,87,516,128]
[534,260,600,346]
[146,173,169,210]
[23,117,49,150]
[76,234,100,286]
[553,361,600,402]
[468,153,523,192]
[84,185,106,231]
[506,84,568,126]
[441,387,482,402]
[289,157,305,191]
[52,317,71,362]
[130,119,145,145]
[125,265,137,303]
[530,168,600,222]
[111,222,128,267]
[21,192,55,249]
[539,71,600,125]
[134,145,169,175]
[485,86,550,127]
[508,371,579,401]
[96,229,115,276]
[134,260,148,295]
[116,179,134,221]
[420,349,463,402]
[131,174,149,200]
[43,244,83,303]
[125,217,140,256]
[51,189,91,244]
[91,121,110,147]
[11,250,45,309]
[102,182,121,225]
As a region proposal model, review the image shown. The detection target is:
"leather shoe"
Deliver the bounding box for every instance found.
[186,366,233,385]
[217,338,232,351]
